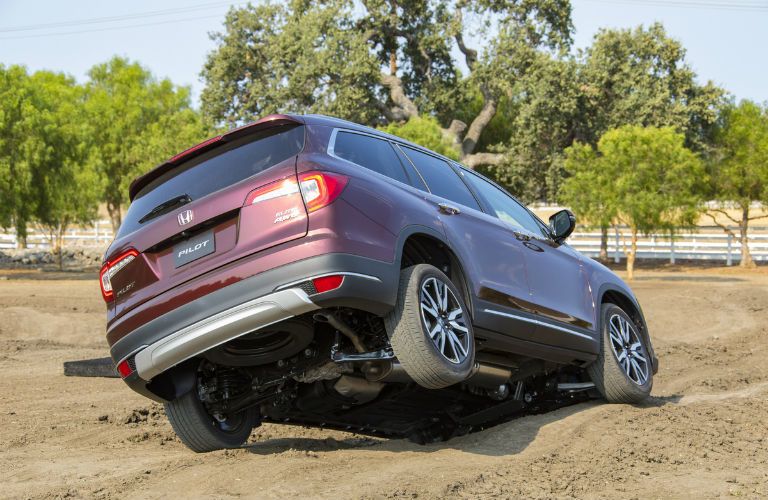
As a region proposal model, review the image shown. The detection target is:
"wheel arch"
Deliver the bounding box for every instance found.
[597,284,658,374]
[395,226,474,317]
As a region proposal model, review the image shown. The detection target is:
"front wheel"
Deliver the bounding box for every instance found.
[588,303,653,403]
[385,264,475,389]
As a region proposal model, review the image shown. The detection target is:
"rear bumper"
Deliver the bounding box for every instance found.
[110,253,398,398]
[134,288,318,380]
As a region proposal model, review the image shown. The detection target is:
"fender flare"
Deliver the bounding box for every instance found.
[393,224,476,316]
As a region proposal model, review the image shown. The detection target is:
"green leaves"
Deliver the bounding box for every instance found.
[85,56,209,229]
[380,115,460,159]
[708,100,768,205]
[0,58,210,243]
[562,125,704,277]
[201,1,382,127]
[0,66,97,242]
[562,125,704,234]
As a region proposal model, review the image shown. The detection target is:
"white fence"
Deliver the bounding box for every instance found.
[1,221,767,265]
[568,226,768,264]
[0,220,114,250]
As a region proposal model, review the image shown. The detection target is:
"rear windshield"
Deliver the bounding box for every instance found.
[118,124,305,238]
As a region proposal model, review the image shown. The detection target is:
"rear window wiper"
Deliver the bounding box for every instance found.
[138,194,192,224]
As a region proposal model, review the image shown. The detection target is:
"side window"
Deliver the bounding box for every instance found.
[392,145,429,191]
[331,131,409,184]
[400,146,481,211]
[463,170,547,237]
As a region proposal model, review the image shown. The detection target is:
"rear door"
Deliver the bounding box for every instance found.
[106,123,307,318]
[396,146,534,341]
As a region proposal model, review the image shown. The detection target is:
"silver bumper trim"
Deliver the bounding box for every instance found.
[134,288,318,380]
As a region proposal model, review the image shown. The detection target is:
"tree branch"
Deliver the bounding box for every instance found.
[461,83,497,157]
[707,208,741,225]
[703,212,737,237]
[453,8,477,72]
[380,73,419,120]
[747,213,768,221]
[462,152,505,169]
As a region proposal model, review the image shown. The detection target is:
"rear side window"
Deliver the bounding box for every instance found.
[400,146,480,211]
[331,131,409,184]
[119,124,304,238]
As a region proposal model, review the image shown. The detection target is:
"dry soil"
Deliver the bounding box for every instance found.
[1,267,767,499]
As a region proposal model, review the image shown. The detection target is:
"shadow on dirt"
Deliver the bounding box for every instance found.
[242,394,687,458]
[244,436,381,455]
[0,270,99,280]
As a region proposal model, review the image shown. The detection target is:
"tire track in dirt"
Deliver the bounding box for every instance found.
[1,269,767,499]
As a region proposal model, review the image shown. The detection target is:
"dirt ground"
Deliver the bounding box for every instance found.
[1,266,767,499]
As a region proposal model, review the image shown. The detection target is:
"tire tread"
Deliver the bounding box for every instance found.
[385,265,474,389]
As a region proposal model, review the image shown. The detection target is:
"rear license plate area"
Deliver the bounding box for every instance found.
[174,230,215,268]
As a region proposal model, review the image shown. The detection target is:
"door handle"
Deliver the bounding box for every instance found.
[523,241,544,252]
[438,203,461,215]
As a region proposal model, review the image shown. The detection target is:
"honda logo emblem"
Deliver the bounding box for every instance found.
[177,209,194,226]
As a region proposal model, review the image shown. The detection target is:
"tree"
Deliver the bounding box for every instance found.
[483,23,723,206]
[85,57,208,231]
[0,65,36,246]
[0,66,100,261]
[704,101,768,268]
[200,0,574,168]
[490,55,581,203]
[563,126,704,279]
[579,23,724,151]
[560,141,616,261]
[25,71,99,267]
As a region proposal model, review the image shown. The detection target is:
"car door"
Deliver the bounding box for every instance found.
[461,169,597,353]
[396,145,537,346]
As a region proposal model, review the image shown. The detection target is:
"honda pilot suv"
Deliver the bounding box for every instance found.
[103,114,658,452]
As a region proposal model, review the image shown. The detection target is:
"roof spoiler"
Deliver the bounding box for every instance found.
[128,114,304,201]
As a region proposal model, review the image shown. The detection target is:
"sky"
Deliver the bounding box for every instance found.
[0,0,765,107]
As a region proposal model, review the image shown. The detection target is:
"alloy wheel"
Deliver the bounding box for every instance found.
[608,314,649,386]
[419,276,470,364]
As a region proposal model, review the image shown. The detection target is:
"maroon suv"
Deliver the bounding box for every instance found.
[102,114,658,452]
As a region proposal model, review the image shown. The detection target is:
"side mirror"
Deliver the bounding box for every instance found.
[549,209,576,243]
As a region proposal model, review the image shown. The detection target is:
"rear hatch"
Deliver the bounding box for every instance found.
[103,119,308,319]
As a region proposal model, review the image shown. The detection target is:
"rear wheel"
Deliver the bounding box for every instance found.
[588,303,652,403]
[385,264,475,389]
[164,384,258,453]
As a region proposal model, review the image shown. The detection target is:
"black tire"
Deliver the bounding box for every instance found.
[385,264,475,389]
[164,388,258,453]
[588,303,653,403]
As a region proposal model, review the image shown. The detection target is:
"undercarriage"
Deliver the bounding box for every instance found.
[191,308,596,444]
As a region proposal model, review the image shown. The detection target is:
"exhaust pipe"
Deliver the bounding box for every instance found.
[365,360,511,388]
[314,312,367,353]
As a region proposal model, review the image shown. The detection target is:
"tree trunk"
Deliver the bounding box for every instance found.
[739,205,756,268]
[57,230,63,270]
[599,224,608,261]
[107,202,122,234]
[17,234,27,249]
[626,226,638,281]
[461,85,497,157]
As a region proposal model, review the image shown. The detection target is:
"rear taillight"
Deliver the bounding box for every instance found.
[99,249,139,303]
[298,171,348,212]
[244,178,300,205]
